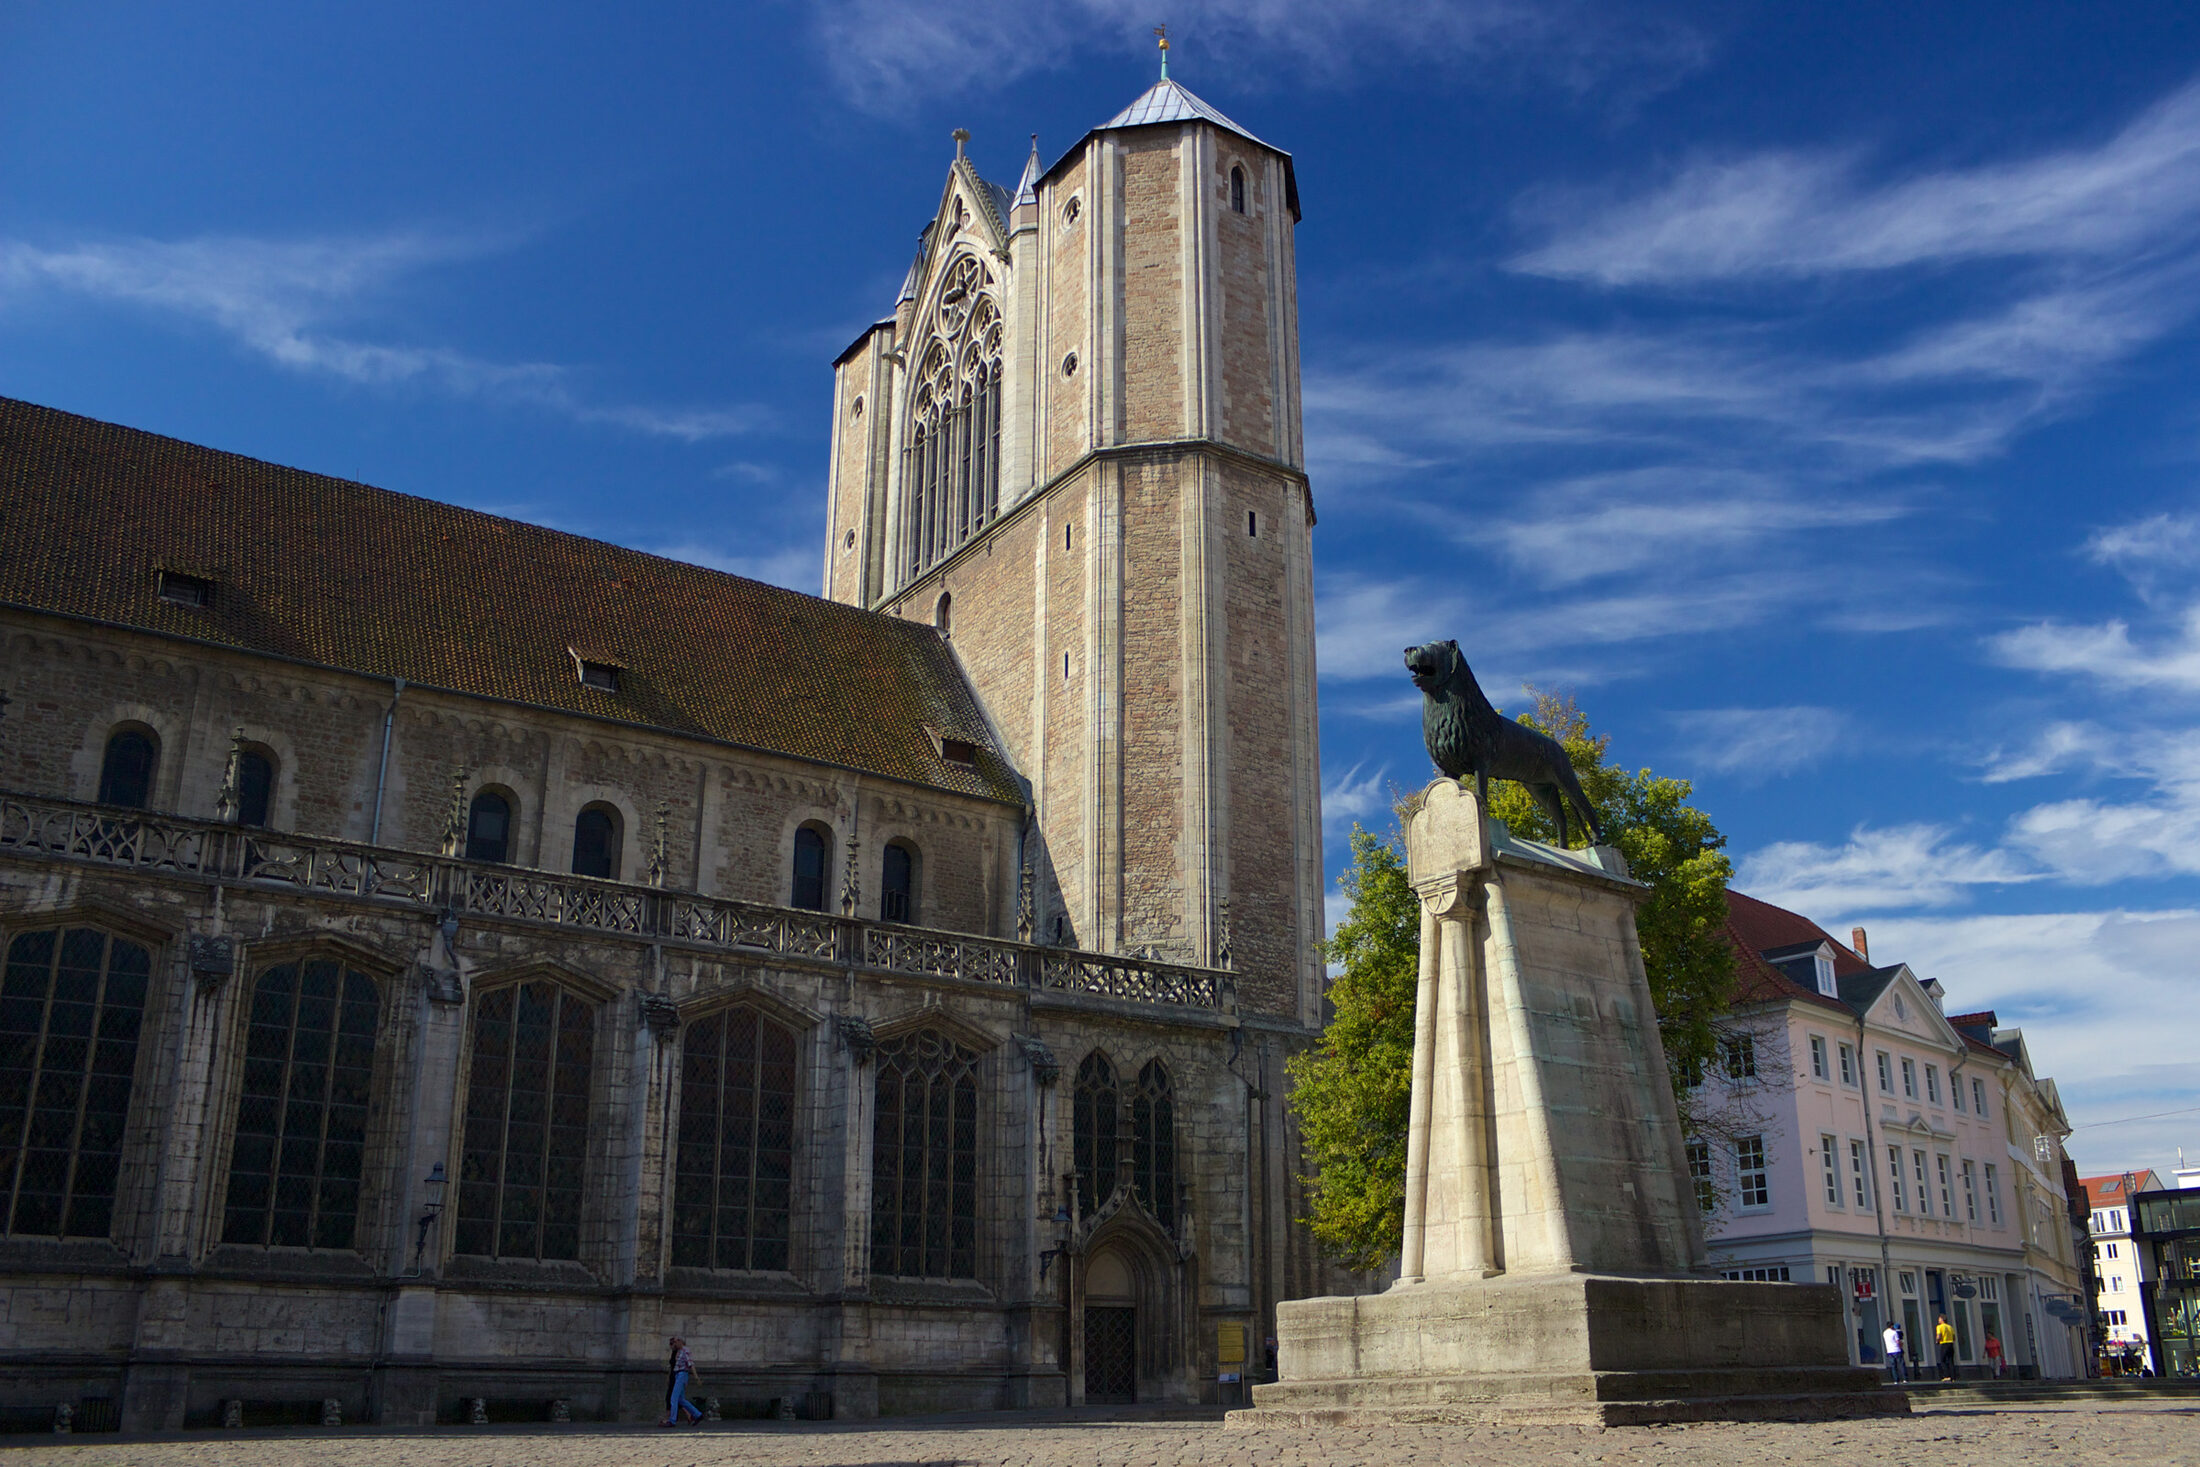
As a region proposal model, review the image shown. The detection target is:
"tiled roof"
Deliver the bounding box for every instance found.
[1720,887,1863,1013]
[0,396,1021,804]
[1103,78,1271,148]
[2080,1171,2163,1204]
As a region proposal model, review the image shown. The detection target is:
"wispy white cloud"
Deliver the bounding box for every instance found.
[651,538,817,591]
[1736,823,2040,914]
[1669,706,1848,779]
[1991,603,2200,692]
[1511,80,2200,286]
[1321,759,1395,837]
[1979,721,2126,783]
[1862,909,2200,1176]
[0,232,766,441]
[811,0,1701,112]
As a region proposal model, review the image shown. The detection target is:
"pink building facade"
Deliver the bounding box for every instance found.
[1689,891,2089,1379]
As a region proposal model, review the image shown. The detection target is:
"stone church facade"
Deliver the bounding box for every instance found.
[0,77,1335,1431]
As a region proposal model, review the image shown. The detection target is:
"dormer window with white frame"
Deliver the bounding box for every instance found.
[1813,949,1836,996]
[157,568,214,608]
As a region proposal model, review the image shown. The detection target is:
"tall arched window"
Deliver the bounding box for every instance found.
[221,958,378,1249]
[1133,1059,1176,1225]
[903,256,1004,583]
[1230,165,1247,214]
[792,825,830,911]
[1073,1052,1119,1215]
[0,927,151,1238]
[673,1007,797,1271]
[881,841,916,923]
[571,805,620,880]
[466,790,512,864]
[235,748,275,828]
[97,728,158,809]
[870,1028,979,1279]
[454,980,597,1262]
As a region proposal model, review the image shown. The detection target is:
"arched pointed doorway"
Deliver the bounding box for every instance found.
[1083,1247,1138,1403]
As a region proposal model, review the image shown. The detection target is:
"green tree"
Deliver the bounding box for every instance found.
[1290,692,1735,1269]
[1287,826,1420,1271]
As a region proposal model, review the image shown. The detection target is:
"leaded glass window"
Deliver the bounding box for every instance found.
[466,791,512,864]
[455,981,596,1261]
[903,258,1003,583]
[792,825,830,911]
[1132,1058,1176,1224]
[870,1028,979,1279]
[0,928,151,1238]
[1073,1052,1118,1215]
[221,959,378,1249]
[572,806,619,880]
[97,729,158,809]
[673,1007,796,1271]
[881,841,915,923]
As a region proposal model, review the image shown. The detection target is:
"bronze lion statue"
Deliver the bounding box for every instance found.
[1404,639,1603,847]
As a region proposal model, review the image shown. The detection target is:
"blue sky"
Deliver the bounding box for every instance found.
[5,2,2199,1177]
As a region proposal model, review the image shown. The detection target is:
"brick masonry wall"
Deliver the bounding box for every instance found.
[1213,145,1276,457]
[1117,458,1188,960]
[1044,156,1092,479]
[1117,135,1186,445]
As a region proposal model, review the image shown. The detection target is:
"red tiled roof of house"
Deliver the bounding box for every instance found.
[1946,1010,1998,1028]
[2080,1172,2163,1204]
[0,396,1020,803]
[1719,888,1861,1013]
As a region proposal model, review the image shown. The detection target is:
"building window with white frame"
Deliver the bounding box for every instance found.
[1821,1135,1841,1206]
[1925,1065,1941,1105]
[1962,1159,1978,1222]
[1687,1140,1714,1212]
[1985,1163,2002,1225]
[1736,1135,1770,1208]
[1913,1150,1929,1209]
[1850,1139,1871,1208]
[1901,1057,1917,1098]
[1888,1146,1907,1211]
[1809,1035,1828,1080]
[1723,1032,1757,1081]
[1972,1077,1988,1117]
[1936,1153,1953,1217]
[1952,1073,1966,1112]
[1877,1051,1894,1092]
[1839,1042,1857,1085]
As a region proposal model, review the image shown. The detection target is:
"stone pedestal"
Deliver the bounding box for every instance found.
[1230,782,1903,1427]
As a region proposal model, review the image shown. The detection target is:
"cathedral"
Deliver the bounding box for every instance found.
[0,73,1335,1430]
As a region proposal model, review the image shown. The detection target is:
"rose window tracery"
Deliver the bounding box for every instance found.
[904,257,1002,581]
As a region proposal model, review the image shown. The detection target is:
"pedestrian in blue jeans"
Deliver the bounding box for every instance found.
[663,1337,703,1427]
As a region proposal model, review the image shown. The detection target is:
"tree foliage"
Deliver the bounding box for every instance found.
[1290,692,1735,1269]
[1286,826,1421,1271]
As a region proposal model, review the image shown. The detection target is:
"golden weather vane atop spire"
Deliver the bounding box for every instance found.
[1154,23,1170,80]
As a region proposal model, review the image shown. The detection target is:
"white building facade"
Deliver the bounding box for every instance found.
[1690,891,2090,1379]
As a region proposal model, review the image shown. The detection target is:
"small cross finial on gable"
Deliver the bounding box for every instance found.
[952,127,970,159]
[1154,24,1170,79]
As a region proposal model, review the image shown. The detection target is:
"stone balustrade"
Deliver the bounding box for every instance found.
[0,789,1235,1014]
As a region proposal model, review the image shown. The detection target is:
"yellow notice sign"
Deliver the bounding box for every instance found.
[1217,1322,1247,1364]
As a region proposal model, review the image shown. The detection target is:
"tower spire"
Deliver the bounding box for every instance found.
[1154,24,1169,80]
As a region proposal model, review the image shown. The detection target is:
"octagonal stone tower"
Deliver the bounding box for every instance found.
[820,79,1323,1032]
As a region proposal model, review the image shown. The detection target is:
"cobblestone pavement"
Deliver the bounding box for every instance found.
[17,1403,2200,1467]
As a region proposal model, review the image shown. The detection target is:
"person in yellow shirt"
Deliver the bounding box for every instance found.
[1935,1315,1958,1379]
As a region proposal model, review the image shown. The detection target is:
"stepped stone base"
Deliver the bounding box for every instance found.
[1226,1272,1908,1428]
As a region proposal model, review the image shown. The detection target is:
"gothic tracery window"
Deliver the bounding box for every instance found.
[904,255,1003,583]
[1132,1059,1176,1224]
[673,1006,796,1271]
[869,1028,979,1279]
[1073,1051,1119,1215]
[0,927,151,1239]
[454,980,597,1262]
[221,958,378,1249]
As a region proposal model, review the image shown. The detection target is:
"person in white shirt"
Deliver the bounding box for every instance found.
[1882,1323,1907,1383]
